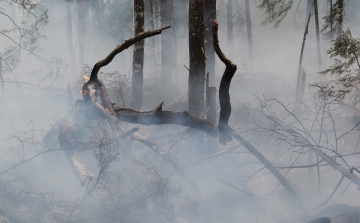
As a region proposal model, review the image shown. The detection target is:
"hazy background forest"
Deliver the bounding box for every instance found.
[1,0,360,222]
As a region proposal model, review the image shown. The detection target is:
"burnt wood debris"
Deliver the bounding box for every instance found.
[58,21,312,213]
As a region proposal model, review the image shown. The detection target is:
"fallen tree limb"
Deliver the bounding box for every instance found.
[114,107,219,137]
[90,79,201,192]
[112,106,305,211]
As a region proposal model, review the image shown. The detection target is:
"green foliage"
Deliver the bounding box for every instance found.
[257,0,293,28]
[318,29,360,101]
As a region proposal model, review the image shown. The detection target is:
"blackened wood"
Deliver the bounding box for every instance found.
[294,14,310,113]
[131,0,145,109]
[114,106,219,137]
[188,0,205,116]
[204,0,216,86]
[212,19,237,145]
[314,0,322,70]
[89,26,171,82]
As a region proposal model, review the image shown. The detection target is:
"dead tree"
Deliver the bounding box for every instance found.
[59,21,308,212]
[314,0,322,70]
[60,26,171,182]
[131,0,145,110]
[204,0,217,153]
[245,0,253,62]
[226,0,233,59]
[213,19,236,145]
[294,13,311,114]
[189,0,206,151]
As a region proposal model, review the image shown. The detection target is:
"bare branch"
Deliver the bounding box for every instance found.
[89,26,171,81]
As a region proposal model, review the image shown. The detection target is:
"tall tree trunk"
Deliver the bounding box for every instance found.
[148,0,157,75]
[294,14,311,114]
[154,0,161,75]
[226,0,233,59]
[189,0,205,116]
[314,0,322,70]
[335,0,343,38]
[66,0,77,78]
[205,0,217,153]
[131,0,145,109]
[189,0,205,151]
[160,0,175,100]
[77,0,86,78]
[244,0,253,62]
[329,0,333,42]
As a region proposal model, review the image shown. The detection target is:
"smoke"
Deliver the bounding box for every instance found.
[1,0,360,222]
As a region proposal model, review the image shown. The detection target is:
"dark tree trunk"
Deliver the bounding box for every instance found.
[189,0,205,151]
[148,0,157,75]
[154,0,161,75]
[204,0,217,153]
[329,0,333,42]
[66,0,77,78]
[131,0,145,110]
[204,0,216,87]
[160,0,175,101]
[314,0,322,70]
[245,0,253,62]
[335,0,343,37]
[76,0,86,78]
[294,14,311,114]
[226,0,233,59]
[189,0,205,116]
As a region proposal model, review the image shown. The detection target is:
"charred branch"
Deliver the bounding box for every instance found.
[212,19,237,145]
[88,25,171,82]
[114,106,219,137]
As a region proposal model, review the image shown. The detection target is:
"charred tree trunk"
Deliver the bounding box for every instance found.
[314,0,322,70]
[226,0,233,59]
[131,0,145,110]
[189,0,205,117]
[77,0,86,78]
[160,0,175,100]
[244,0,253,62]
[335,0,343,37]
[189,0,205,151]
[66,0,77,78]
[204,0,216,88]
[148,0,157,75]
[329,0,333,42]
[205,0,217,153]
[213,19,236,145]
[206,73,217,152]
[294,14,310,114]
